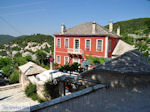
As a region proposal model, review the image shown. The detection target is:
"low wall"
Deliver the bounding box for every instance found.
[0,83,22,91]
[28,83,150,112]
[30,84,105,112]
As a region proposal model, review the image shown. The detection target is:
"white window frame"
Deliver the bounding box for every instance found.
[56,55,61,64]
[108,39,111,52]
[96,39,103,52]
[85,39,91,51]
[57,38,61,48]
[74,38,80,49]
[64,38,69,48]
[64,56,69,65]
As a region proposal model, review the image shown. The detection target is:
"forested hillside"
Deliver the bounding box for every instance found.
[0,34,54,58]
[0,35,15,44]
[105,18,150,36]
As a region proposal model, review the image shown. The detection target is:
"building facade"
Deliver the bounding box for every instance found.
[54,22,121,65]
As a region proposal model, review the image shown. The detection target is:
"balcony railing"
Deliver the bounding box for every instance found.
[67,48,83,55]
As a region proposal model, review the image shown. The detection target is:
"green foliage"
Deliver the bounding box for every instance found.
[11,46,21,51]
[2,65,14,77]
[0,35,15,44]
[25,56,33,61]
[88,56,110,65]
[135,37,150,60]
[122,36,134,45]
[59,62,80,72]
[14,52,22,57]
[10,34,54,49]
[0,51,7,56]
[14,57,27,66]
[105,18,150,36]
[0,57,12,68]
[70,62,80,72]
[36,50,47,64]
[25,83,37,98]
[44,80,59,100]
[9,70,19,84]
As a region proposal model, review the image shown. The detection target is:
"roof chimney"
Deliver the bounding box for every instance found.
[92,22,96,34]
[109,21,113,32]
[61,24,66,34]
[117,26,120,36]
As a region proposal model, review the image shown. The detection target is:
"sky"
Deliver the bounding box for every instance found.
[0,0,150,37]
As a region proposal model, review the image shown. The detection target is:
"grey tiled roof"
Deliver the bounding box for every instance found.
[94,50,150,75]
[54,22,121,38]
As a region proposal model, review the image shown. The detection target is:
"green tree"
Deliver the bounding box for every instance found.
[14,52,22,57]
[0,57,12,68]
[26,56,33,61]
[135,37,150,62]
[14,57,27,66]
[9,70,19,84]
[36,50,47,64]
[2,65,14,78]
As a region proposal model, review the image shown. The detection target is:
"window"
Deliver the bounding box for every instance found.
[57,38,61,48]
[85,39,91,51]
[56,55,61,64]
[65,38,69,48]
[64,56,69,65]
[96,39,103,52]
[108,40,111,52]
[74,39,80,49]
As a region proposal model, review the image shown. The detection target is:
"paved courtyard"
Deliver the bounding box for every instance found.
[0,87,39,111]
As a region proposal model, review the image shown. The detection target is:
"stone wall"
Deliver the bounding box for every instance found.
[81,69,150,88]
[0,83,22,91]
[29,84,150,112]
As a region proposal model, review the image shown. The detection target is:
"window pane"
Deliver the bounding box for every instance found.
[65,39,69,48]
[57,56,60,64]
[97,40,102,51]
[86,40,90,50]
[57,39,60,48]
[64,57,69,64]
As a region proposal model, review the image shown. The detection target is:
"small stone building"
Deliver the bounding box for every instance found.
[81,50,150,88]
[19,62,47,89]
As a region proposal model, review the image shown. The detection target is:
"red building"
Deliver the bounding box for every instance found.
[54,22,121,65]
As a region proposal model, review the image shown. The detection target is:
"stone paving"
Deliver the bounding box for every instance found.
[0,87,39,111]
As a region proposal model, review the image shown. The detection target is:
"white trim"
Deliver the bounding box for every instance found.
[105,37,108,58]
[56,55,61,64]
[96,39,103,52]
[74,38,80,49]
[57,38,61,48]
[64,38,69,48]
[85,39,91,51]
[64,56,69,65]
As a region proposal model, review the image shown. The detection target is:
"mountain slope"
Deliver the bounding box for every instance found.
[105,18,150,36]
[0,34,54,58]
[0,35,15,44]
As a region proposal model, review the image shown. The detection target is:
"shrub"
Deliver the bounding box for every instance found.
[25,83,37,98]
[14,57,27,66]
[0,51,7,56]
[9,70,19,84]
[12,46,21,51]
[44,80,59,100]
[2,65,14,78]
[14,52,22,57]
